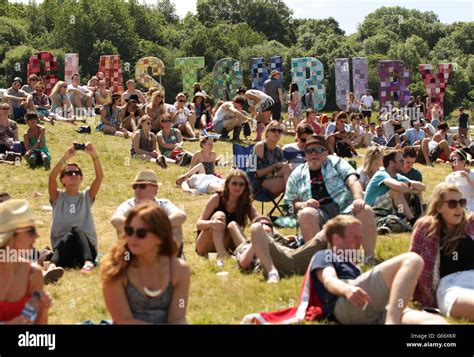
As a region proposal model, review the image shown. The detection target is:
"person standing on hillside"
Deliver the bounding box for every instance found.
[263,70,284,121]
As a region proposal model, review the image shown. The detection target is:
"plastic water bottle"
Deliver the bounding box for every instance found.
[21,291,41,322]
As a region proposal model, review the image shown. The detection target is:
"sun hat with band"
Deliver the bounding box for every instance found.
[132,170,159,187]
[304,135,329,151]
[0,199,36,247]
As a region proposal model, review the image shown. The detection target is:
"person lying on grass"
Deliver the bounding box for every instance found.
[102,203,190,324]
[176,163,225,195]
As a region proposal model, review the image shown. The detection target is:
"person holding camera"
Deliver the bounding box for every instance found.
[46,142,103,274]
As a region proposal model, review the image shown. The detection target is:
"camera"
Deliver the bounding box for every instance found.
[74,143,86,151]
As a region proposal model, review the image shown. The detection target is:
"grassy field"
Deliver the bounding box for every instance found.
[0,115,465,324]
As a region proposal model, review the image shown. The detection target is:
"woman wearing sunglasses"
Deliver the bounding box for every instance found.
[99,93,128,137]
[119,95,144,133]
[131,116,167,168]
[445,149,474,212]
[253,120,292,197]
[196,169,258,266]
[101,203,190,324]
[0,199,53,324]
[49,81,76,122]
[157,115,192,166]
[0,102,19,154]
[146,90,168,134]
[410,183,474,321]
[32,81,54,124]
[47,142,103,274]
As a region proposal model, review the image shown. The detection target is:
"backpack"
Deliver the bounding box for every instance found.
[376,214,412,234]
[334,140,352,158]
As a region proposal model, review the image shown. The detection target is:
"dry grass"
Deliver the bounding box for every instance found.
[1,115,467,324]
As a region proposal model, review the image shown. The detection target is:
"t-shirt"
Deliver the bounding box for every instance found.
[21,85,35,94]
[459,113,469,129]
[401,167,422,182]
[440,235,474,278]
[445,171,474,211]
[364,169,410,206]
[310,169,333,205]
[371,135,387,146]
[6,88,28,108]
[0,120,17,147]
[212,102,234,128]
[325,122,351,136]
[246,90,272,110]
[360,95,374,111]
[310,250,361,317]
[263,78,282,103]
[173,105,191,125]
[300,119,322,135]
[51,188,97,248]
[405,128,425,145]
[112,197,181,221]
[282,142,306,167]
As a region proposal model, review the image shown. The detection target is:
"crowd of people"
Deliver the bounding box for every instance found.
[0,71,473,325]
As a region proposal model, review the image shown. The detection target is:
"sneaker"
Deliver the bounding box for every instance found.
[216,259,224,267]
[43,156,51,170]
[267,271,280,283]
[81,261,95,274]
[157,155,167,168]
[377,226,391,235]
[43,267,64,285]
[27,155,36,169]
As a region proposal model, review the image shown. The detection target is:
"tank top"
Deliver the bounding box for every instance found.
[124,259,173,324]
[159,128,179,157]
[202,161,214,175]
[214,197,238,225]
[131,130,155,156]
[0,265,32,322]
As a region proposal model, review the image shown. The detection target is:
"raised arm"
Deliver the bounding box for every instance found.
[48,144,75,204]
[84,143,103,202]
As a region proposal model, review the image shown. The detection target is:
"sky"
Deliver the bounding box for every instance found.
[10,0,474,34]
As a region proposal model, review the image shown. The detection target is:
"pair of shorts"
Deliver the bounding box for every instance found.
[415,145,441,164]
[436,269,474,317]
[361,110,372,119]
[298,202,341,227]
[259,97,275,113]
[333,267,389,324]
[267,234,328,276]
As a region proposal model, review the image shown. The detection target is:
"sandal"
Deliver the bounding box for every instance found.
[81,261,95,274]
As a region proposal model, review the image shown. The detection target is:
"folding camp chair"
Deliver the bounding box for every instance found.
[232,143,284,217]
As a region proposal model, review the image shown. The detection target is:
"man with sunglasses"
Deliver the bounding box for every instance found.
[365,150,425,228]
[282,123,313,168]
[3,77,35,123]
[21,74,40,94]
[284,135,377,263]
[111,170,186,255]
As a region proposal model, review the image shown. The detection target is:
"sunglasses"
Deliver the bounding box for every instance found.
[161,119,172,123]
[444,199,467,209]
[269,128,283,134]
[448,158,459,163]
[230,181,246,187]
[305,146,327,155]
[14,227,37,237]
[143,121,152,125]
[63,170,82,177]
[61,85,68,88]
[132,184,150,190]
[0,108,10,111]
[179,99,186,103]
[300,138,307,143]
[124,226,149,239]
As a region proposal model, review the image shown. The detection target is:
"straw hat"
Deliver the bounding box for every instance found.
[270,70,280,78]
[192,92,206,102]
[0,200,36,246]
[132,170,159,186]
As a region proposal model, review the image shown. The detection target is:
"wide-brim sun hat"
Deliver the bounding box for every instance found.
[0,199,36,247]
[132,170,159,186]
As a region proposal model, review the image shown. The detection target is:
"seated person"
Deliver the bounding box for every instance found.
[131,116,167,168]
[445,149,474,212]
[195,169,258,266]
[46,143,103,273]
[119,95,144,133]
[21,74,39,94]
[400,146,423,182]
[49,81,76,122]
[189,136,218,175]
[312,215,447,324]
[67,73,94,115]
[253,121,292,197]
[325,112,358,157]
[121,79,146,106]
[0,102,19,154]
[410,183,474,321]
[236,215,328,283]
[31,81,55,123]
[157,115,192,166]
[111,170,186,253]
[349,113,371,148]
[23,112,51,170]
[211,96,251,141]
[404,120,426,145]
[171,93,197,140]
[284,135,377,262]
[282,123,313,168]
[94,80,112,109]
[371,126,389,146]
[0,199,53,324]
[99,93,128,137]
[415,123,452,167]
[176,163,225,195]
[300,109,323,136]
[364,149,425,225]
[146,90,169,133]
[101,204,190,324]
[3,77,34,123]
[357,146,383,191]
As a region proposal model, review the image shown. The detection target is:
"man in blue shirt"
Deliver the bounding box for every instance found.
[282,123,313,168]
[310,215,447,324]
[404,120,425,145]
[365,149,425,224]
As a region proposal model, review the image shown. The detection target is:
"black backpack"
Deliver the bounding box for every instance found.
[335,140,352,158]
